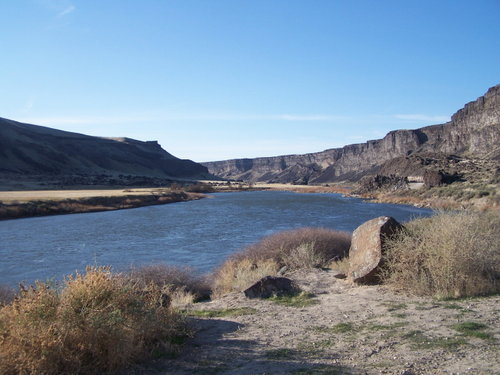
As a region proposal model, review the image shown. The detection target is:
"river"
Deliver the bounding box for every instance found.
[0,191,432,286]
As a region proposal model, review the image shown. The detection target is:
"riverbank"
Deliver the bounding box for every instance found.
[2,211,498,374]
[248,182,499,211]
[0,188,205,220]
[148,268,498,375]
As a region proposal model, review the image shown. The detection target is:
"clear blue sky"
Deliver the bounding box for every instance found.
[1,1,499,162]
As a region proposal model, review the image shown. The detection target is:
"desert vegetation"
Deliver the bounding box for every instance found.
[0,267,188,375]
[127,264,211,305]
[382,210,500,298]
[212,227,351,296]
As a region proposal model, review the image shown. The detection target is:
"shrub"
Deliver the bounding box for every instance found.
[239,227,351,268]
[184,182,214,193]
[212,258,280,297]
[212,227,351,296]
[328,257,350,275]
[382,211,500,298]
[0,267,187,375]
[127,264,211,304]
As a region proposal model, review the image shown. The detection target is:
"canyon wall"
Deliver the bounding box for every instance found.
[203,85,500,183]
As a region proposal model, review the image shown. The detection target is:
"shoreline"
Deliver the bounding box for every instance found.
[0,189,206,221]
[1,181,495,221]
[251,183,498,211]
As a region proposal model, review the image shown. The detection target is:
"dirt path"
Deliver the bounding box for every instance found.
[124,269,499,375]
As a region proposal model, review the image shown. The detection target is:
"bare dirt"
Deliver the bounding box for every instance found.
[123,268,499,375]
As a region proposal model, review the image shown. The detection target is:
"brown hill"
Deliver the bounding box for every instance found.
[0,117,212,188]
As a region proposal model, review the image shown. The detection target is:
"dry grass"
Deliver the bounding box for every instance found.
[382,211,500,298]
[212,258,280,297]
[0,191,196,220]
[127,264,211,305]
[0,267,187,375]
[328,257,350,275]
[0,188,173,203]
[212,227,351,296]
[242,227,351,268]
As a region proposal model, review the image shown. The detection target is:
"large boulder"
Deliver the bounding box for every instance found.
[243,276,300,299]
[348,216,403,284]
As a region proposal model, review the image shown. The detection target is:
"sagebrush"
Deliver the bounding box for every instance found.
[127,264,211,305]
[382,211,500,298]
[0,267,188,375]
[212,227,351,296]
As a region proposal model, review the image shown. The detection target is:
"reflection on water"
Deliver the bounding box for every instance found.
[0,191,432,286]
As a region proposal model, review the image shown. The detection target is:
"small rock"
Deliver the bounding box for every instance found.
[399,370,416,375]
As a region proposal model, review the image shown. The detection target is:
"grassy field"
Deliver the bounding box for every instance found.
[0,188,173,203]
[0,188,205,220]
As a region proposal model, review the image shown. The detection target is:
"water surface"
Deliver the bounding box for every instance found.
[0,191,432,286]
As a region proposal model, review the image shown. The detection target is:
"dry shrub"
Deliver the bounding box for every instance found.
[0,267,187,375]
[127,264,211,304]
[212,227,351,296]
[382,211,500,298]
[212,258,279,297]
[242,227,351,268]
[328,257,350,275]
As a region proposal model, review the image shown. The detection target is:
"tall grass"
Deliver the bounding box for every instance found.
[382,211,500,298]
[0,267,187,375]
[212,227,351,296]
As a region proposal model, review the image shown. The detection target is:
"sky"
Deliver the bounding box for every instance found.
[1,1,499,162]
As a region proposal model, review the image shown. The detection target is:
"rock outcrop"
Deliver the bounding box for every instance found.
[347,216,403,284]
[0,117,212,184]
[203,85,500,183]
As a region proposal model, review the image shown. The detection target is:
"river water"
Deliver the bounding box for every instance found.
[0,191,432,286]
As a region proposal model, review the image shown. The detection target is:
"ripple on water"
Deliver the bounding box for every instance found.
[0,191,432,286]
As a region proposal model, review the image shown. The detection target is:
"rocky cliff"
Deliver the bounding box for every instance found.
[203,85,500,183]
[0,117,211,184]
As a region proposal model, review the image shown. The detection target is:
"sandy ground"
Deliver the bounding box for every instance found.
[122,269,499,375]
[0,188,170,203]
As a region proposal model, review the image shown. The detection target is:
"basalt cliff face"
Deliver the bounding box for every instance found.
[0,117,211,186]
[203,85,500,184]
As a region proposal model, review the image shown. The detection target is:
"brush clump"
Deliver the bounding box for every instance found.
[0,266,188,375]
[212,227,351,296]
[382,210,500,298]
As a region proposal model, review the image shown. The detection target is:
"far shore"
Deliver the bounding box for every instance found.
[0,188,206,221]
[1,180,494,221]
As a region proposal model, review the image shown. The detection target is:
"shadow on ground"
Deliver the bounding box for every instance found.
[118,317,355,375]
